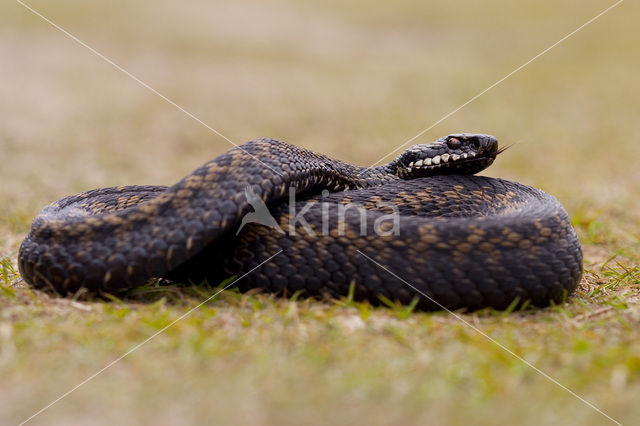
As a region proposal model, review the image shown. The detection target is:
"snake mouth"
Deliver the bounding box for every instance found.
[405,150,494,170]
[401,155,496,177]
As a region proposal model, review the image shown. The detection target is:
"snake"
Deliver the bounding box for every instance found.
[18,133,582,310]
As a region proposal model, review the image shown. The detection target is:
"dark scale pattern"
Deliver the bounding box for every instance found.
[18,134,583,310]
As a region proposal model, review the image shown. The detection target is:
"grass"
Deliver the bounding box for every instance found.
[1,258,639,425]
[1,0,639,425]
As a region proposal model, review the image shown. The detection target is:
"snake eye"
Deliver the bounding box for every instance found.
[447,137,461,149]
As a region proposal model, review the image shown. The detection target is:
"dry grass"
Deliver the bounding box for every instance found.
[1,0,639,425]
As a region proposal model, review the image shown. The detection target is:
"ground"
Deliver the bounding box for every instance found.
[1,0,639,425]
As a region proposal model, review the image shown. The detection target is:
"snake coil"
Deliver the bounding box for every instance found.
[18,134,582,310]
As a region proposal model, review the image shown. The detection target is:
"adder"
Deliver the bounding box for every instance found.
[18,133,583,310]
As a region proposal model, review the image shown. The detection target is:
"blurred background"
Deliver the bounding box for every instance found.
[1,0,638,254]
[1,1,639,424]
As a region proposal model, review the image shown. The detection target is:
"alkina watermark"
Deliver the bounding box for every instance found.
[238,186,401,237]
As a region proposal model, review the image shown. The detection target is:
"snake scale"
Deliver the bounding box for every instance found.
[18,134,582,310]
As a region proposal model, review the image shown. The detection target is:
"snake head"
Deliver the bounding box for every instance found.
[395,133,499,179]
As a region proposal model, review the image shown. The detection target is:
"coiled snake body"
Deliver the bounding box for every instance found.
[18,134,582,310]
